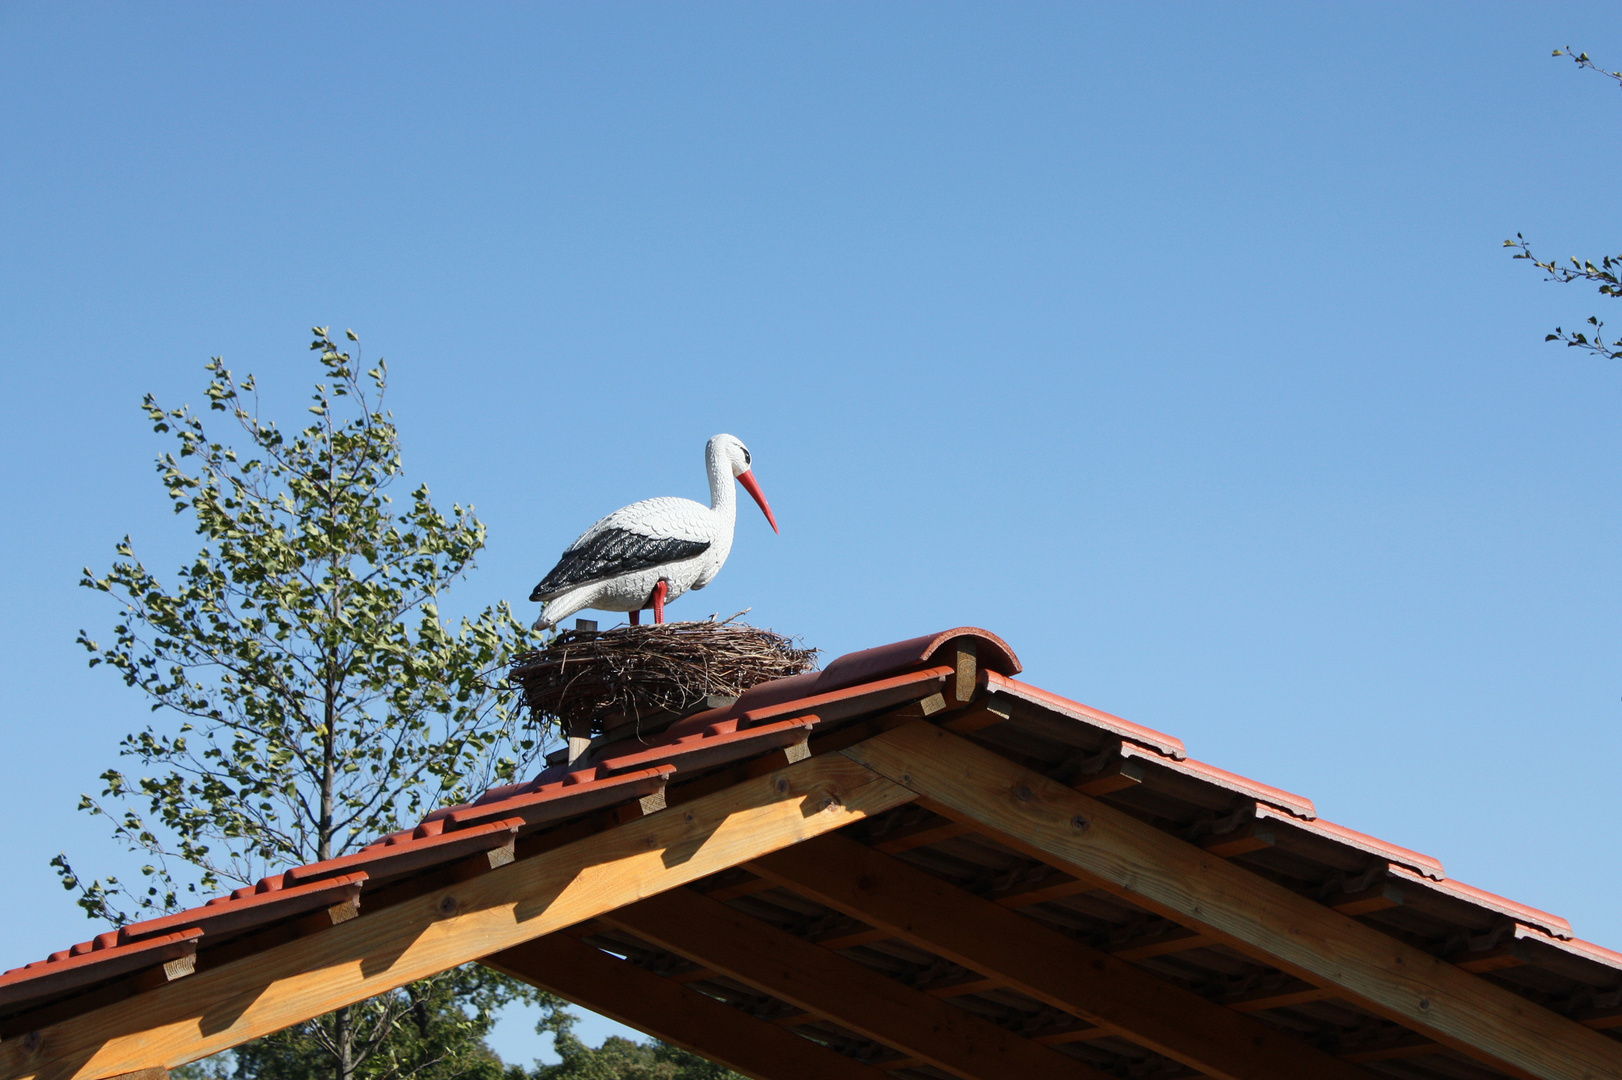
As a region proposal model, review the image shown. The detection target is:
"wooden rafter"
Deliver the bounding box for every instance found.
[842,722,1622,1080]
[484,934,894,1080]
[0,754,911,1080]
[602,887,1115,1080]
[746,832,1372,1080]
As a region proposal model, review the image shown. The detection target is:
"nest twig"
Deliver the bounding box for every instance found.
[510,618,818,733]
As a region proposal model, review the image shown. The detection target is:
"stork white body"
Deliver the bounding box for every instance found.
[531,434,778,631]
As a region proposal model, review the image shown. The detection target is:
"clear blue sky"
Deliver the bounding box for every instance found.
[3,1,1621,1064]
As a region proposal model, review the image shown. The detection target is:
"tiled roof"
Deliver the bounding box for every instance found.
[3,624,1618,1075]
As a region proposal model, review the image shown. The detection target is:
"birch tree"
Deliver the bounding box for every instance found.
[58,328,556,1080]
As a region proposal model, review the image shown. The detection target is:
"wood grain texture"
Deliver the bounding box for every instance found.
[605,887,1113,1080]
[1,755,912,1080]
[747,833,1373,1080]
[842,722,1622,1080]
[486,934,894,1080]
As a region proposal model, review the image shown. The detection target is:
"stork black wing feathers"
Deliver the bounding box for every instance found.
[530,529,711,600]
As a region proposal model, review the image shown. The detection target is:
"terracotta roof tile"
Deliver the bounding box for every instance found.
[1386,864,1573,939]
[1249,804,1446,880]
[0,928,200,1010]
[445,767,675,830]
[117,872,368,947]
[1112,742,1317,819]
[984,671,1187,759]
[283,818,524,888]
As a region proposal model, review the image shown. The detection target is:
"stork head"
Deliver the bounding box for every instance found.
[708,433,779,534]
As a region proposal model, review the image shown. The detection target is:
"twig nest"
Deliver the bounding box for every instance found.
[510,620,818,733]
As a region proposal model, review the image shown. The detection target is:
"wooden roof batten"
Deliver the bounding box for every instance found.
[1,627,1619,1080]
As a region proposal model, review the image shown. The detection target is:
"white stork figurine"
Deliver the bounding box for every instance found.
[531,434,779,631]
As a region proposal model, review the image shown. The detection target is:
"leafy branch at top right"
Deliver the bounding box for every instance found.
[1505,48,1622,363]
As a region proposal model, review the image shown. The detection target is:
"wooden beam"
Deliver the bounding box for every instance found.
[842,722,1622,1080]
[603,888,1113,1080]
[747,833,1371,1080]
[873,819,969,854]
[1106,929,1216,960]
[1340,1038,1449,1064]
[992,874,1089,908]
[485,934,894,1080]
[1225,981,1337,1013]
[0,753,913,1080]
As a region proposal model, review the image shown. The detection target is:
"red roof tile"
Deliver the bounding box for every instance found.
[0,928,200,1010]
[445,767,675,830]
[284,819,524,888]
[118,872,368,946]
[984,671,1187,759]
[1249,804,1446,880]
[1386,864,1573,939]
[1113,742,1317,819]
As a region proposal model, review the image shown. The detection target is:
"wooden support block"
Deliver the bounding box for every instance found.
[0,752,914,1080]
[946,639,978,706]
[1073,758,1145,797]
[742,738,813,779]
[889,693,947,720]
[873,820,970,854]
[1200,823,1274,858]
[157,958,193,983]
[1032,1027,1112,1046]
[486,934,894,1080]
[1330,883,1404,917]
[605,888,1113,1080]
[1106,929,1216,961]
[1224,982,1338,1013]
[1455,949,1528,975]
[992,875,1089,908]
[1340,1039,1448,1064]
[924,975,1002,999]
[812,926,890,950]
[748,833,1372,1080]
[842,722,1622,1080]
[702,876,775,901]
[612,789,669,824]
[940,698,1009,735]
[1578,1009,1622,1031]
[666,967,720,985]
[320,896,361,926]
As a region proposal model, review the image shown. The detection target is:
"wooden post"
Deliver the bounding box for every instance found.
[565,719,592,766]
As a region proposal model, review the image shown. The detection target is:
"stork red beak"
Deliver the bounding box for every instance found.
[737,469,779,533]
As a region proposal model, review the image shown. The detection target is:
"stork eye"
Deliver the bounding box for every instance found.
[743,448,751,465]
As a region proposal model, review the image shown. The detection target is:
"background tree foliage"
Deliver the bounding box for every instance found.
[61,329,560,1080]
[529,1027,740,1080]
[1506,48,1622,361]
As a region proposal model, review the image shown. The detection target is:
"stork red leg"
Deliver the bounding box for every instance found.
[629,609,640,626]
[652,580,668,624]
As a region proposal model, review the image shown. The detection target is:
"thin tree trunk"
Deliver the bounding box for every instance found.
[322,633,343,1080]
[333,1004,354,1080]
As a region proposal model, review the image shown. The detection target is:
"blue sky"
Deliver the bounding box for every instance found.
[4,2,1622,1064]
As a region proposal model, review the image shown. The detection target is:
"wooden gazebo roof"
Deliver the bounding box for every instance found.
[2,627,1620,1080]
